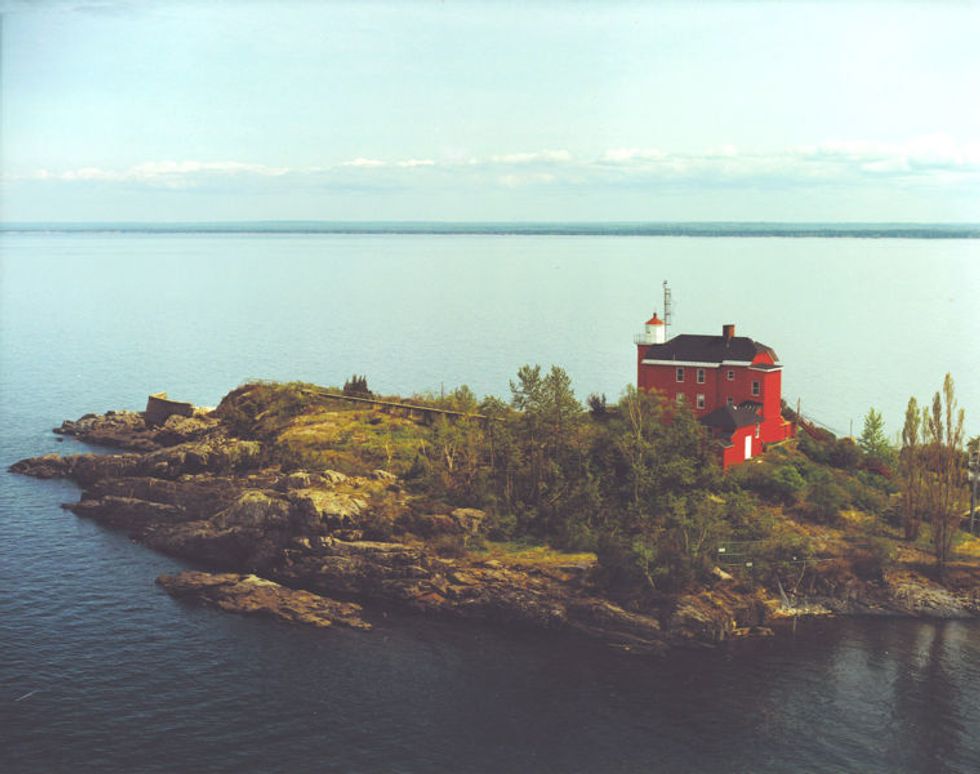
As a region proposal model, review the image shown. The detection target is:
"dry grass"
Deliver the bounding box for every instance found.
[474,541,597,569]
[955,530,980,559]
[277,407,430,474]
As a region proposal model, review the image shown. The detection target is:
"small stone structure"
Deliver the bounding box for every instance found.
[145,392,195,426]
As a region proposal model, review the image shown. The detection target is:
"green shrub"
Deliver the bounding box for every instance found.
[829,438,862,470]
[851,538,895,581]
[843,475,889,515]
[431,533,467,558]
[799,431,834,464]
[343,374,372,397]
[735,462,805,506]
[748,531,813,582]
[805,470,848,523]
[483,509,519,541]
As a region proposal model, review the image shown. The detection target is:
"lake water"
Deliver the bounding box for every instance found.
[1,228,979,772]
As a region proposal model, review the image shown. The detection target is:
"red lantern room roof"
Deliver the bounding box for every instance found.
[645,312,665,326]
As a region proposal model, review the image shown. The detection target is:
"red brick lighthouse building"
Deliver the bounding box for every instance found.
[635,309,794,469]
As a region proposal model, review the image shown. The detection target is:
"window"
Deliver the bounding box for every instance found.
[675,392,684,405]
[676,367,685,383]
[755,424,760,439]
[696,393,705,409]
[726,397,734,407]
[727,369,735,381]
[696,368,705,384]
[752,380,760,397]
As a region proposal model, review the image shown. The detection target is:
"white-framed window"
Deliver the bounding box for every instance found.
[676,367,685,383]
[696,368,705,384]
[727,369,735,381]
[752,380,760,397]
[696,393,705,409]
[726,397,734,407]
[675,392,685,405]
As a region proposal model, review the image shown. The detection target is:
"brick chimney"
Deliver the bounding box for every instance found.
[722,324,735,343]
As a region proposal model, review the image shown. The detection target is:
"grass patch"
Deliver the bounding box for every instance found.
[473,540,597,569]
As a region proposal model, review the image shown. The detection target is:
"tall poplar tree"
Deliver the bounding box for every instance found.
[922,374,966,575]
[899,396,923,541]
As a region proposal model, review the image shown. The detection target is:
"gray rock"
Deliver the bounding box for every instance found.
[451,508,486,534]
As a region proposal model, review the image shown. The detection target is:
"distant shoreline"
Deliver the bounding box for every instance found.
[3,221,980,239]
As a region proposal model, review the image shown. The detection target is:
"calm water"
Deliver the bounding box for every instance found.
[1,230,979,772]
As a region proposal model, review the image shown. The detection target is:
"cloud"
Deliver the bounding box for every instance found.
[8,135,980,195]
[17,160,290,188]
[340,158,386,169]
[490,150,573,165]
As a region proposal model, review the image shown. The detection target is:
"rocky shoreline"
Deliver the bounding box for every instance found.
[10,404,979,654]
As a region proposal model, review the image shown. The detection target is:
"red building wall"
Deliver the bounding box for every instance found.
[721,424,764,469]
[637,354,772,419]
[637,345,794,468]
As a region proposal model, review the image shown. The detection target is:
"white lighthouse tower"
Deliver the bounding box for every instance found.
[634,311,666,345]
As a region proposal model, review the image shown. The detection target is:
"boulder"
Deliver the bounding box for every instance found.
[401,513,461,537]
[450,508,486,534]
[321,469,349,485]
[711,566,734,582]
[212,491,291,530]
[278,471,315,491]
[155,414,218,445]
[288,488,367,531]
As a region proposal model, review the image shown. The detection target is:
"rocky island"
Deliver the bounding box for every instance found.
[11,381,980,653]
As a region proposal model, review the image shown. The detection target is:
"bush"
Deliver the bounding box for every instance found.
[805,470,848,523]
[843,475,889,515]
[735,463,805,506]
[749,531,812,582]
[483,509,519,541]
[595,530,660,596]
[799,430,835,465]
[829,438,862,470]
[851,538,895,581]
[343,374,372,397]
[431,533,467,558]
[587,393,608,418]
[723,490,778,539]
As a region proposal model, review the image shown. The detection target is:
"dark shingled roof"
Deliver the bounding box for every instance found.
[641,334,778,364]
[701,404,761,433]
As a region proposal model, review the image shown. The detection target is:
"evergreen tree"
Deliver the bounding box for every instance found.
[858,407,894,462]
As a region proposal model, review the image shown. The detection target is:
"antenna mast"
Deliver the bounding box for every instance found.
[662,280,672,335]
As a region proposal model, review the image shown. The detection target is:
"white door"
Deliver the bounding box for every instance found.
[744,434,753,460]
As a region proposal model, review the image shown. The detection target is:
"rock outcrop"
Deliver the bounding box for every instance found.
[13,402,977,654]
[52,407,219,451]
[157,571,372,629]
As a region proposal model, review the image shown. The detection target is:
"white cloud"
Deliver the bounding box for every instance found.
[600,148,666,164]
[9,136,980,195]
[340,158,386,169]
[17,160,289,188]
[490,150,573,165]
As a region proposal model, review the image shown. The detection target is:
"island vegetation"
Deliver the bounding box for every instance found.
[11,367,979,652]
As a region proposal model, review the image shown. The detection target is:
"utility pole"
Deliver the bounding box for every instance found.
[969,445,978,536]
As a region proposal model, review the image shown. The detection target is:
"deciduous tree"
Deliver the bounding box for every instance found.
[921,374,966,575]
[899,396,923,541]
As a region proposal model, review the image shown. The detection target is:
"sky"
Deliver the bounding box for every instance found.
[1,0,979,222]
